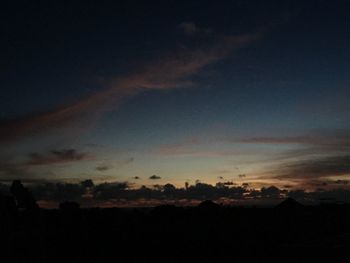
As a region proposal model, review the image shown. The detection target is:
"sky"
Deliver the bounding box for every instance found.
[1,0,350,206]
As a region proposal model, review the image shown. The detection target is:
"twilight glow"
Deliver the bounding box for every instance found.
[1,1,350,207]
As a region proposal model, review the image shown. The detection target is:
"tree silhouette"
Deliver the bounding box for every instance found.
[10,180,38,210]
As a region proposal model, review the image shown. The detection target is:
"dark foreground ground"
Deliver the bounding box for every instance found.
[1,200,350,263]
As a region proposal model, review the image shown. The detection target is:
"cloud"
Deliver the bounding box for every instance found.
[149,175,161,180]
[238,174,246,178]
[0,28,265,143]
[27,149,89,166]
[275,155,350,180]
[240,129,350,189]
[96,165,110,171]
[0,149,89,182]
[239,129,350,160]
[132,176,140,180]
[240,130,350,149]
[96,157,134,172]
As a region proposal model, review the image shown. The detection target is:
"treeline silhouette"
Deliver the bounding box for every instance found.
[1,180,350,262]
[1,179,350,207]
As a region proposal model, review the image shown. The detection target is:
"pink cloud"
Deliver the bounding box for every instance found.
[0,30,265,143]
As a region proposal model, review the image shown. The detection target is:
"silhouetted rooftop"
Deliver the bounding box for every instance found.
[275,197,304,210]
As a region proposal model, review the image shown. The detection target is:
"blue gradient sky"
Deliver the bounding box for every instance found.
[1,0,350,192]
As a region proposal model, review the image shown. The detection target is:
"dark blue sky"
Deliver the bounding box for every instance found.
[1,0,350,196]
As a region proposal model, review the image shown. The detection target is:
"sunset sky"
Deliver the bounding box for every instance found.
[1,1,350,205]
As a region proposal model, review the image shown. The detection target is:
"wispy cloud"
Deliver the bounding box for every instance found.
[149,175,161,180]
[238,129,350,162]
[96,165,110,172]
[243,129,350,188]
[27,149,90,166]
[0,29,265,143]
[240,129,350,149]
[0,149,90,182]
[274,155,350,180]
[95,157,134,172]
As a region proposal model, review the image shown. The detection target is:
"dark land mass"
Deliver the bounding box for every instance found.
[1,183,350,262]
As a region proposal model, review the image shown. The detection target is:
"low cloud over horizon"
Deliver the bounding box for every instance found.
[1,179,350,209]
